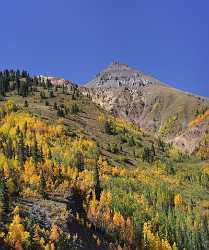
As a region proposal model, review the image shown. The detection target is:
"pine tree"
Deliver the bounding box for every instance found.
[39,170,47,199]
[53,102,58,110]
[23,122,28,136]
[16,126,21,137]
[49,90,54,98]
[40,91,45,99]
[71,103,79,114]
[17,132,26,167]
[17,78,20,95]
[31,136,40,165]
[48,148,52,160]
[24,100,28,107]
[5,137,13,159]
[142,147,154,163]
[0,169,9,221]
[62,84,65,94]
[93,165,102,200]
[57,107,64,117]
[74,151,84,172]
[40,146,44,163]
[104,120,113,134]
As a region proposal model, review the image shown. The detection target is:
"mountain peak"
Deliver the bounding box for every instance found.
[85,62,158,88]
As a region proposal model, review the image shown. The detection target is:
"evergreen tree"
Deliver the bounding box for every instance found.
[17,78,20,95]
[19,81,28,97]
[57,107,64,117]
[49,90,54,98]
[16,126,21,136]
[53,102,58,110]
[104,120,113,134]
[46,79,52,88]
[62,84,65,94]
[142,146,155,163]
[5,137,13,159]
[24,100,28,107]
[48,148,52,160]
[74,151,84,172]
[93,165,102,200]
[0,169,9,220]
[40,91,45,99]
[16,132,26,167]
[23,122,28,136]
[39,170,47,198]
[71,103,79,114]
[31,135,41,165]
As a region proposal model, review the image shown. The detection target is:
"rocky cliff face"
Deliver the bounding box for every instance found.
[39,75,76,88]
[82,62,209,153]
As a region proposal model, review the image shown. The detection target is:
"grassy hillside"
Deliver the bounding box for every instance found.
[0,70,208,250]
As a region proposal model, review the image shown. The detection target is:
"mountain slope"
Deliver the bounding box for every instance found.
[83,62,209,153]
[0,69,208,250]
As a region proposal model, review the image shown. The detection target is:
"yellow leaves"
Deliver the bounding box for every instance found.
[143,222,176,250]
[88,191,134,245]
[113,116,141,135]
[89,196,100,217]
[168,146,181,160]
[77,170,94,191]
[98,157,112,175]
[32,224,48,248]
[71,138,97,155]
[0,231,5,239]
[3,161,10,178]
[202,164,209,176]
[0,111,64,149]
[111,166,127,177]
[174,193,184,206]
[189,109,209,128]
[4,100,17,113]
[113,212,125,228]
[50,224,61,242]
[97,113,141,136]
[6,178,16,194]
[159,115,177,137]
[6,210,30,250]
[45,243,55,250]
[100,191,112,206]
[96,238,101,246]
[97,114,105,124]
[21,158,40,197]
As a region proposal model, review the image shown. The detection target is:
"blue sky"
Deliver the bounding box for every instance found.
[0,0,209,97]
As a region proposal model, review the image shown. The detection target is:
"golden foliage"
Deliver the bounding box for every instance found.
[6,211,30,250]
[143,222,177,250]
[174,193,184,206]
[50,224,60,242]
[189,109,209,128]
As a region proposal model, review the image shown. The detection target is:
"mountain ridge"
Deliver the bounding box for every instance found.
[81,62,209,153]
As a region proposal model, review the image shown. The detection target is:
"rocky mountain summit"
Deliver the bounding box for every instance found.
[82,62,209,153]
[85,61,160,88]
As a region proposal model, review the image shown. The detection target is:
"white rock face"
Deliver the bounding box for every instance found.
[39,75,75,87]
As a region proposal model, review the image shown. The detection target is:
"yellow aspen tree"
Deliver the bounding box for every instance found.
[113,212,125,228]
[174,193,183,206]
[50,224,60,242]
[6,213,30,250]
